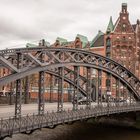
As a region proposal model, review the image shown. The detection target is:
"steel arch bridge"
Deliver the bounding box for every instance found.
[0,47,140,114]
[0,47,140,138]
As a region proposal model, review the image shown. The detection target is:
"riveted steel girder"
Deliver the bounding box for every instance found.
[38,52,45,115]
[0,56,19,72]
[15,53,22,118]
[73,66,79,110]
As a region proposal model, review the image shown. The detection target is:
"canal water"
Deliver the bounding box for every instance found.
[5,122,140,140]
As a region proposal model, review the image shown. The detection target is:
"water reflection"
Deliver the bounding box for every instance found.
[5,122,140,140]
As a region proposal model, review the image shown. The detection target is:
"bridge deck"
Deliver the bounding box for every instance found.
[0,104,140,139]
[0,102,99,118]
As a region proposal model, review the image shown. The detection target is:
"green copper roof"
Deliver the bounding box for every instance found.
[76,34,88,48]
[26,43,38,48]
[56,37,68,45]
[26,39,50,48]
[45,41,50,47]
[106,16,114,33]
[90,30,104,47]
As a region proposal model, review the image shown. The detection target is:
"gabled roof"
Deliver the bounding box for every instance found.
[106,16,114,33]
[93,35,104,47]
[113,17,135,33]
[56,37,68,45]
[113,17,120,31]
[76,34,88,48]
[90,30,104,47]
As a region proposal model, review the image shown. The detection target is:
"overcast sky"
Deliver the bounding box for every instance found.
[0,0,140,49]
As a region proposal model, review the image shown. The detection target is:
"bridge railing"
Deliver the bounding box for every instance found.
[0,103,140,138]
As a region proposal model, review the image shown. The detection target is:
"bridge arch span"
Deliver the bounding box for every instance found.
[0,47,139,101]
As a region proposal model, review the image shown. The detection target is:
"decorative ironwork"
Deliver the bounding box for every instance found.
[0,104,140,139]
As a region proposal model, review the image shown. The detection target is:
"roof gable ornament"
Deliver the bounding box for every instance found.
[113,3,134,33]
[76,34,88,48]
[106,16,114,33]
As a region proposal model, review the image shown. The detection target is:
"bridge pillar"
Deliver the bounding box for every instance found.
[106,74,111,94]
[86,67,91,108]
[15,53,22,118]
[57,67,64,112]
[38,71,45,115]
[24,76,29,104]
[98,70,102,105]
[106,74,111,107]
[73,66,79,110]
[9,82,14,105]
[116,78,120,106]
[126,86,132,105]
[68,72,73,102]
[38,52,45,115]
[49,74,53,103]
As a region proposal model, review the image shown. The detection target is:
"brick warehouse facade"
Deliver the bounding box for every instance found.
[0,3,140,102]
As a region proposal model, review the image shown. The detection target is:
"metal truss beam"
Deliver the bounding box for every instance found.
[26,53,47,66]
[73,66,79,110]
[15,53,22,118]
[0,47,139,101]
[0,56,19,72]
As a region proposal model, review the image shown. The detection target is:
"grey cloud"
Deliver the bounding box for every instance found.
[0,0,139,49]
